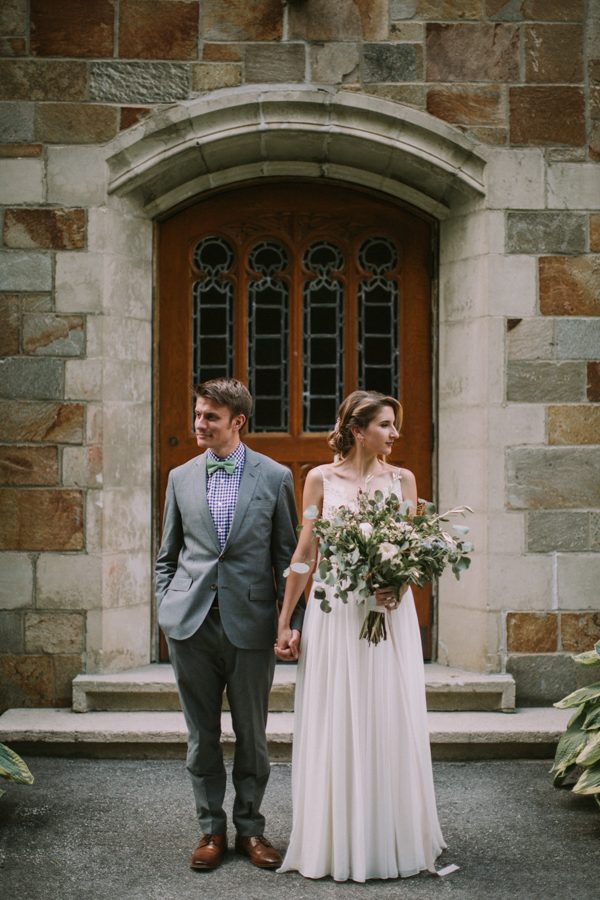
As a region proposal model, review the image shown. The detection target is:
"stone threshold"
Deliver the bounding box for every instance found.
[0,707,568,761]
[72,662,516,713]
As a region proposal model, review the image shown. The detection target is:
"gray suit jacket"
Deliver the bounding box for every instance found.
[155,446,304,648]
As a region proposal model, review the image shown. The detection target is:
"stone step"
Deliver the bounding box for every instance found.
[0,707,568,761]
[72,662,515,713]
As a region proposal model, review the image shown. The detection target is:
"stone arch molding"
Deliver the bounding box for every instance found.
[107,85,486,219]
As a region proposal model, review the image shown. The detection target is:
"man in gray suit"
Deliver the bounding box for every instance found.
[155,378,303,871]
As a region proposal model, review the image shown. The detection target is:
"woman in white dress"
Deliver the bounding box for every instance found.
[275,390,446,882]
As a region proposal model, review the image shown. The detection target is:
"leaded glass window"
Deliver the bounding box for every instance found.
[192,236,234,385]
[302,242,344,431]
[247,241,290,432]
[357,236,400,398]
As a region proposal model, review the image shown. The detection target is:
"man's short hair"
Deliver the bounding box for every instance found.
[194,378,253,421]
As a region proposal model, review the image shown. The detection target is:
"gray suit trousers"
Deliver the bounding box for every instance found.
[167,608,275,836]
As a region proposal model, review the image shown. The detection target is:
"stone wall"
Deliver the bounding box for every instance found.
[0,0,598,708]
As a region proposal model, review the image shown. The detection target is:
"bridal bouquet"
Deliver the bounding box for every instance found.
[309,490,473,645]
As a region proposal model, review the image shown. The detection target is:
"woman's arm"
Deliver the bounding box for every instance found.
[274,467,324,660]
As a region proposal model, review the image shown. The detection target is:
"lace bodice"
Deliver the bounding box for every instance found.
[320,466,403,518]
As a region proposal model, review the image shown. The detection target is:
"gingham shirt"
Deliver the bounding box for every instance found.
[205,443,246,550]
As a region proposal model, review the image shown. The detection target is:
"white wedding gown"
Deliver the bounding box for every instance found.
[278,468,446,882]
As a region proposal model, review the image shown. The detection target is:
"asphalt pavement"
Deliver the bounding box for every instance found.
[0,757,598,900]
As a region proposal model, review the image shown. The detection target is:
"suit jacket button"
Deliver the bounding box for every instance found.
[210,583,217,590]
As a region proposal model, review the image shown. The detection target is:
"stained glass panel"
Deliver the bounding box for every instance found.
[357,236,399,399]
[192,236,234,386]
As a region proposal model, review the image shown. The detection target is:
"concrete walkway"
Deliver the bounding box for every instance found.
[1,757,598,900]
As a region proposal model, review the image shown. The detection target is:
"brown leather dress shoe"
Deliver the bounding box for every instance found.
[190,833,227,870]
[235,834,282,869]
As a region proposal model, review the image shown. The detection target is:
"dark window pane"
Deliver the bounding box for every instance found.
[310,306,337,334]
[254,336,283,365]
[199,307,227,336]
[200,337,227,366]
[364,305,392,334]
[364,336,391,360]
[308,397,337,429]
[311,337,337,360]
[253,399,284,430]
[308,366,336,394]
[254,368,283,396]
[255,306,282,335]
[363,367,393,395]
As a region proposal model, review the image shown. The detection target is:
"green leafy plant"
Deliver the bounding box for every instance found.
[551,640,600,809]
[0,742,34,797]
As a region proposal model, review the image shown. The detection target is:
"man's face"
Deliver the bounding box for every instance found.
[194,397,245,456]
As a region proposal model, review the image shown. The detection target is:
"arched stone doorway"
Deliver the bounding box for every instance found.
[97,87,492,673]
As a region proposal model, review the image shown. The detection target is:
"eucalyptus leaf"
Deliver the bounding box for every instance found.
[319,598,332,613]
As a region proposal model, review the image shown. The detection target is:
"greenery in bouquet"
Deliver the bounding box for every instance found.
[309,489,473,645]
[551,640,600,810]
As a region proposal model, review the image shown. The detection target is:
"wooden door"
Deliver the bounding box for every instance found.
[157,181,434,656]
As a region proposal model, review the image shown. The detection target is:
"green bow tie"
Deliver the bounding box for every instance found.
[206,457,237,475]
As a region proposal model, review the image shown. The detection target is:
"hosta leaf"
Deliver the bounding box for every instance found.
[583,706,600,731]
[574,648,600,667]
[552,763,580,789]
[0,743,34,785]
[550,718,588,776]
[572,765,600,796]
[568,704,586,729]
[554,682,600,709]
[576,731,600,767]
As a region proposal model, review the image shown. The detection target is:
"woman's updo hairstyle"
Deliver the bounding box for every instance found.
[327,390,403,458]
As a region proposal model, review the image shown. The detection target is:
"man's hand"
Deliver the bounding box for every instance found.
[274,628,301,661]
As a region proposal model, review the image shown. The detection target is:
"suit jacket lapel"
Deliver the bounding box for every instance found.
[224,447,260,552]
[192,454,221,553]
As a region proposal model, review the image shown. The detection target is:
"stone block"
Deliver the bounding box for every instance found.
[64,359,103,401]
[0,0,27,34]
[561,612,600,654]
[0,488,84,551]
[426,85,503,126]
[46,146,108,206]
[3,208,86,250]
[0,143,43,157]
[102,488,151,553]
[415,0,480,17]
[119,1,198,60]
[507,318,555,360]
[0,446,58,486]
[426,23,519,82]
[0,552,33,609]
[390,0,416,18]
[86,601,150,670]
[389,23,424,41]
[361,84,426,108]
[55,253,104,314]
[191,63,242,92]
[557,554,600,610]
[548,405,600,445]
[87,209,152,261]
[590,214,600,252]
[527,510,590,553]
[363,43,417,82]
[53,653,83,707]
[547,163,600,210]
[0,36,26,55]
[63,446,103,488]
[524,24,583,84]
[119,106,152,130]
[23,314,84,357]
[488,255,537,316]
[103,360,151,403]
[25,610,85,654]
[0,250,52,293]
[101,316,151,363]
[290,0,387,40]
[0,295,20,356]
[507,447,600,509]
[488,403,546,447]
[0,400,84,444]
[588,362,600,401]
[0,101,34,142]
[244,43,306,83]
[507,612,558,653]
[0,357,63,400]
[485,149,545,210]
[506,212,586,255]
[30,0,114,57]
[506,361,586,402]
[0,655,54,711]
[0,60,87,101]
[509,87,585,145]
[310,43,361,84]
[89,62,190,103]
[507,653,593,706]
[591,512,600,551]
[555,318,600,358]
[540,257,600,317]
[0,158,44,203]
[205,0,282,41]
[36,553,101,610]
[487,1,585,21]
[488,554,554,611]
[202,43,243,62]
[0,611,23,652]
[101,551,151,608]
[35,103,119,144]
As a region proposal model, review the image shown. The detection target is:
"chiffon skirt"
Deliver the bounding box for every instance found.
[278,586,446,882]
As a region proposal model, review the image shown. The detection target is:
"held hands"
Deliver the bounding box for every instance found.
[374,583,409,611]
[275,627,301,661]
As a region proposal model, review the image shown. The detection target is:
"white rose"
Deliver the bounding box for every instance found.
[378,542,399,561]
[359,522,373,538]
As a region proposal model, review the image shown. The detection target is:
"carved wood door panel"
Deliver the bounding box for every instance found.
[157,181,434,657]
